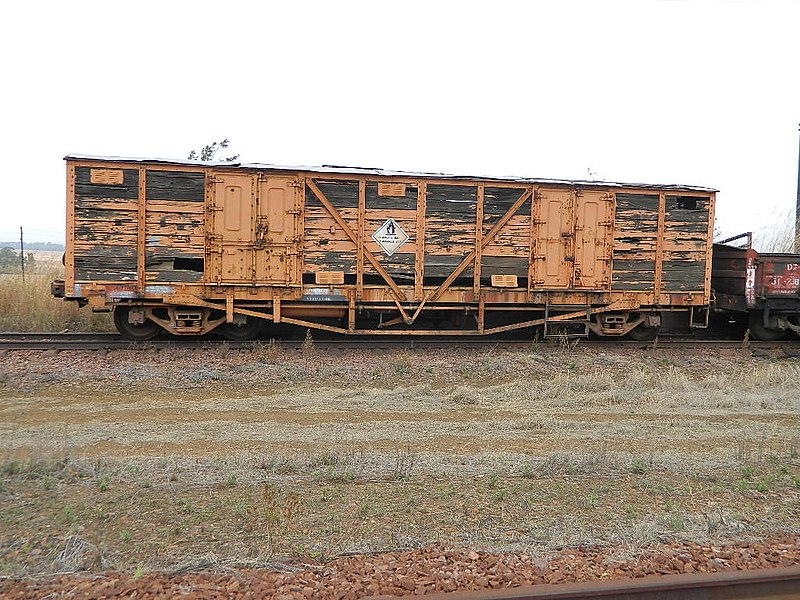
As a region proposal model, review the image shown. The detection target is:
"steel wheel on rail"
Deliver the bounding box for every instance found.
[219,316,263,341]
[113,307,161,341]
[627,322,660,341]
[748,312,785,341]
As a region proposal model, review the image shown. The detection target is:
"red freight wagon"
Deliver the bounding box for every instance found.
[712,243,800,339]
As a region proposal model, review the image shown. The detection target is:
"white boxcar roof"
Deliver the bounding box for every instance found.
[64,154,718,193]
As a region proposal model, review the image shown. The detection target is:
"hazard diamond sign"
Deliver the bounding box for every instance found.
[372,218,409,256]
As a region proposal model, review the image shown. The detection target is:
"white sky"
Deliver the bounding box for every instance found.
[1,0,798,248]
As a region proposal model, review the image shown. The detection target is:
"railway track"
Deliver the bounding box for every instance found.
[408,565,800,599]
[0,332,799,352]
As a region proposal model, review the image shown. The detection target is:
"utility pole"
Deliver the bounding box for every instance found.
[19,226,25,282]
[797,123,800,252]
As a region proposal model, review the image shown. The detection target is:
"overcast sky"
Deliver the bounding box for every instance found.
[2,0,798,248]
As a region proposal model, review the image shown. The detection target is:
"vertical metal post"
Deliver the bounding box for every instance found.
[474,183,484,297]
[137,167,146,292]
[414,181,426,301]
[19,226,25,282]
[796,123,800,252]
[357,179,365,300]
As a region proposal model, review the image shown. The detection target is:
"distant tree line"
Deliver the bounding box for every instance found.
[0,248,35,274]
[0,242,64,251]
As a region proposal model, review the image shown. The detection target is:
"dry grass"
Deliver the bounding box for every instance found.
[1,346,799,574]
[1,452,798,575]
[0,266,112,332]
[753,207,799,252]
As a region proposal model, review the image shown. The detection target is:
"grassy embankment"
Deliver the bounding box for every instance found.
[0,266,111,332]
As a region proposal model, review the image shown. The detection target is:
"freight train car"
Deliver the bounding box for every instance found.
[712,239,800,340]
[52,155,716,340]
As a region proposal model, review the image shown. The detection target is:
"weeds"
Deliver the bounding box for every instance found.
[256,455,299,474]
[252,339,280,362]
[317,467,356,484]
[61,505,78,525]
[629,459,647,475]
[0,267,113,332]
[257,483,302,557]
[393,353,411,375]
[302,329,315,371]
[390,445,416,481]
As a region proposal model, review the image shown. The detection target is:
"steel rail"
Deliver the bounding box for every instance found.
[0,332,798,352]
[385,565,800,600]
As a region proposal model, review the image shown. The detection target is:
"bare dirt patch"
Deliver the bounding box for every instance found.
[1,343,799,594]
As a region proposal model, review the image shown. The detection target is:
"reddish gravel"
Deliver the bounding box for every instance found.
[2,538,799,599]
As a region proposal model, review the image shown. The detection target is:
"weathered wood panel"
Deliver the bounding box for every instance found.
[661,195,710,292]
[425,185,477,280]
[482,218,530,256]
[143,179,206,282]
[145,270,203,283]
[480,213,530,277]
[612,193,659,292]
[74,246,137,281]
[366,183,417,211]
[481,189,531,277]
[74,203,138,281]
[481,255,528,275]
[315,180,359,208]
[365,208,417,278]
[303,185,359,273]
[146,170,205,202]
[75,167,139,200]
[484,187,529,217]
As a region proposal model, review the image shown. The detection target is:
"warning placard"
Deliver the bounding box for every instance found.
[372,218,409,256]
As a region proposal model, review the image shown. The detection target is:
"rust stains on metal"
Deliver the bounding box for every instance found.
[403,566,800,600]
[60,156,717,338]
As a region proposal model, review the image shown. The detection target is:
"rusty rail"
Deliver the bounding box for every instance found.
[0,332,798,352]
[392,566,800,600]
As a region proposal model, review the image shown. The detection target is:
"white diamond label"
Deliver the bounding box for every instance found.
[371,218,409,256]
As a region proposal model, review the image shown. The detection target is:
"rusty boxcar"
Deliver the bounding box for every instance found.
[53,155,716,340]
[712,242,800,340]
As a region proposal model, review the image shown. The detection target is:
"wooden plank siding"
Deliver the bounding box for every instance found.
[481,187,531,278]
[425,184,478,280]
[64,157,716,323]
[303,180,359,276]
[302,181,534,283]
[661,195,711,292]
[612,193,659,292]
[611,192,712,295]
[73,167,206,284]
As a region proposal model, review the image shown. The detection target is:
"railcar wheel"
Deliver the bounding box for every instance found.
[113,307,161,341]
[219,317,263,341]
[748,313,784,341]
[627,322,660,341]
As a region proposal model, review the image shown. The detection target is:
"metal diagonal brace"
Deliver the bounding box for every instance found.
[426,189,533,304]
[163,293,274,322]
[306,180,408,306]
